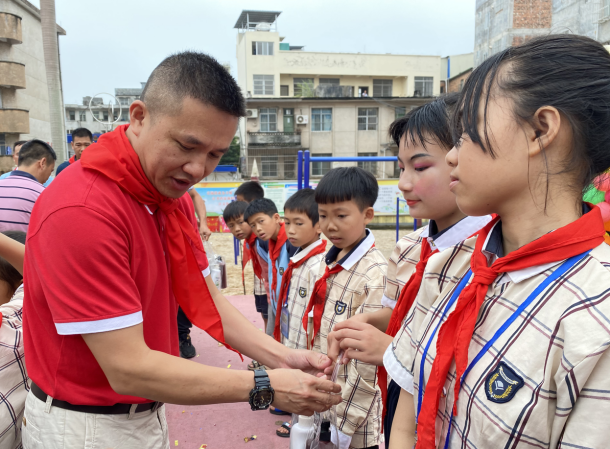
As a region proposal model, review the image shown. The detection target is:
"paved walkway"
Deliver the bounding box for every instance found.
[166,295,290,449]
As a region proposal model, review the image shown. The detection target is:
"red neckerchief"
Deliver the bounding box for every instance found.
[268,223,288,303]
[416,210,605,448]
[69,155,76,164]
[379,239,435,429]
[245,233,263,280]
[81,125,241,359]
[273,240,327,342]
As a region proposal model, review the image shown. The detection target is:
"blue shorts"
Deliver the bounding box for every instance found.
[254,294,268,319]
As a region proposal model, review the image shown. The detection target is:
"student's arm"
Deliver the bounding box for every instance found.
[327,318,393,367]
[0,232,24,275]
[188,188,211,241]
[333,263,387,449]
[388,388,416,449]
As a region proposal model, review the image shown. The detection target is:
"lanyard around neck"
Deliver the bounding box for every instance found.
[415,250,591,447]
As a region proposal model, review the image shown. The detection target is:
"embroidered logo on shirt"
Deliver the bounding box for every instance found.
[299,287,307,298]
[335,301,347,315]
[485,362,524,403]
[279,267,284,275]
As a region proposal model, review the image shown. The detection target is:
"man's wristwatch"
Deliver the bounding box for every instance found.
[249,369,275,411]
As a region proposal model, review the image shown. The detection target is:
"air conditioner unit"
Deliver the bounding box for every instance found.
[296,115,308,124]
[246,109,258,119]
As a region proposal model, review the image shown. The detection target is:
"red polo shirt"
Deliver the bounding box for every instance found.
[23,160,208,406]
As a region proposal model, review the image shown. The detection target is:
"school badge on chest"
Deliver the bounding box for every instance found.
[485,362,524,404]
[334,301,347,315]
[299,287,307,298]
[279,267,284,275]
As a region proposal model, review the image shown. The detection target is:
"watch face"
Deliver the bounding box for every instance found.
[254,389,273,407]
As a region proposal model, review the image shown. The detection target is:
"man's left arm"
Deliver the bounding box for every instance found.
[188,188,211,241]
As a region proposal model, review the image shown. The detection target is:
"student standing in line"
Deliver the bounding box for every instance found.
[272,188,327,438]
[325,94,491,447]
[388,34,610,449]
[305,167,388,449]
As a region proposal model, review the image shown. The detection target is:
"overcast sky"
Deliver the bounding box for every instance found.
[32,0,476,104]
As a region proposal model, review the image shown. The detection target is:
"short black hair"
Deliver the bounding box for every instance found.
[141,51,246,118]
[18,139,57,166]
[314,167,378,211]
[284,188,319,225]
[223,201,248,223]
[244,198,278,222]
[389,93,459,150]
[0,231,26,296]
[72,128,93,141]
[13,140,28,149]
[235,181,265,203]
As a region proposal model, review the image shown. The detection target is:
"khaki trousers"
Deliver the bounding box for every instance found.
[22,391,169,449]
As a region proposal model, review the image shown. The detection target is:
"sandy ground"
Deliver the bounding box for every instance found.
[207,230,400,296]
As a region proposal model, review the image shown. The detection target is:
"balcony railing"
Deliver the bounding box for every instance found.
[248,132,301,147]
[0,61,26,89]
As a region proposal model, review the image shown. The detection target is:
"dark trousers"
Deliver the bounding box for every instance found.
[383,379,402,447]
[177,306,192,338]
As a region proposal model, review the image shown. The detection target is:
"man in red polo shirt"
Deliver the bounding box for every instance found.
[22,52,341,448]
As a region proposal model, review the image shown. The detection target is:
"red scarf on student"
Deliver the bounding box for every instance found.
[81,125,241,359]
[243,233,264,286]
[273,240,327,342]
[69,155,76,164]
[378,239,435,429]
[416,211,605,449]
[268,223,288,303]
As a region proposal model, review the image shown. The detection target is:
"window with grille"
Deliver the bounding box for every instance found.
[284,158,296,179]
[357,152,377,175]
[254,75,274,95]
[312,153,332,177]
[260,108,277,132]
[252,41,274,55]
[294,78,314,97]
[280,85,289,96]
[395,107,406,119]
[414,77,434,97]
[261,156,278,177]
[119,97,129,105]
[358,108,378,130]
[103,111,109,121]
[69,110,75,121]
[121,111,129,122]
[373,79,393,97]
[0,133,6,156]
[79,112,86,121]
[312,108,332,132]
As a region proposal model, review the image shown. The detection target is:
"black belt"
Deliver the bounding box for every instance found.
[31,382,163,415]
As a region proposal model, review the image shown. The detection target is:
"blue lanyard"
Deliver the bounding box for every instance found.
[414,250,590,448]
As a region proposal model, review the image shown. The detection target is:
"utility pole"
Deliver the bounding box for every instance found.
[40,0,66,164]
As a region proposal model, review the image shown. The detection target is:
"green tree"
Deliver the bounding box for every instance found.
[219,137,240,167]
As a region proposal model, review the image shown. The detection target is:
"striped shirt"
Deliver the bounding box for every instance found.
[385,222,610,449]
[280,239,325,350]
[0,285,29,449]
[312,230,387,449]
[0,171,44,233]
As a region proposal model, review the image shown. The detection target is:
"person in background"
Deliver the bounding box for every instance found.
[235,181,264,203]
[0,141,27,180]
[0,231,27,449]
[0,140,56,233]
[55,128,93,176]
[273,188,326,438]
[188,188,211,241]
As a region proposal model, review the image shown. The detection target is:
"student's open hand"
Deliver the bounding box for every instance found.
[280,348,334,376]
[325,320,393,374]
[268,368,341,415]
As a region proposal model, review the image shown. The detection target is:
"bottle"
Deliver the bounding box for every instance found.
[290,414,314,449]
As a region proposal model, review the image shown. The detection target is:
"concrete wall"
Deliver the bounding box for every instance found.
[448,69,472,92]
[440,53,474,80]
[237,30,441,98]
[0,0,56,147]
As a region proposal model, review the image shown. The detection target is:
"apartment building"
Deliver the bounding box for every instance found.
[0,0,65,172]
[235,10,447,180]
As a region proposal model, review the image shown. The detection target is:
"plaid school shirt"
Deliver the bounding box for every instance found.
[312,230,387,449]
[385,222,610,448]
[280,239,326,350]
[382,215,493,312]
[0,284,28,449]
